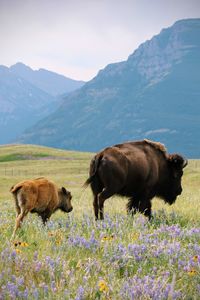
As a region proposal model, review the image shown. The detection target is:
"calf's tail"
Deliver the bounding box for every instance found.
[83,154,103,188]
[10,183,23,194]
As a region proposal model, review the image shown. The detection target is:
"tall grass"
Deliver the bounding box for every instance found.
[0,145,199,299]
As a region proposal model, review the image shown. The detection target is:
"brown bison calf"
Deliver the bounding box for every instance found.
[10,177,73,237]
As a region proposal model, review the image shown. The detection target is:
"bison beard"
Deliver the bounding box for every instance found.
[84,139,187,220]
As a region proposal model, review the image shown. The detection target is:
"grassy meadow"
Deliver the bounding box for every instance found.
[0,144,200,299]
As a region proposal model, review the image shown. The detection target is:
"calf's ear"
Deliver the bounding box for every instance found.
[62,187,67,195]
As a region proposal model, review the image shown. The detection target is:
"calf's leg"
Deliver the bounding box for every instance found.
[39,209,52,225]
[12,208,29,239]
[15,200,21,217]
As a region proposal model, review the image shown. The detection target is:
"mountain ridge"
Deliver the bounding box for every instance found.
[0,63,85,144]
[17,18,200,157]
[10,62,85,96]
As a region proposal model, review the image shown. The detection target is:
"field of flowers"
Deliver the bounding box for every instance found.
[0,145,199,299]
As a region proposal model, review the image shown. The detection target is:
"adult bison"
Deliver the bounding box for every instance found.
[84,139,187,220]
[10,177,73,237]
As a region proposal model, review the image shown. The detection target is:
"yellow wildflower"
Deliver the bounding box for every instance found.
[101,235,114,242]
[48,232,55,237]
[14,241,21,247]
[98,280,109,292]
[21,242,29,247]
[187,268,197,276]
[192,255,199,262]
[132,232,139,241]
[15,248,22,254]
[56,237,63,245]
[14,241,29,247]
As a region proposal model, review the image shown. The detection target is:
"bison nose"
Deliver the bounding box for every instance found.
[177,187,182,195]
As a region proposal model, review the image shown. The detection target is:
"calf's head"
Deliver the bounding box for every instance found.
[58,187,73,213]
[162,154,188,204]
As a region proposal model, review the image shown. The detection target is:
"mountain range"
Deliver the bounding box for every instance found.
[10,63,85,97]
[0,64,85,143]
[19,18,200,158]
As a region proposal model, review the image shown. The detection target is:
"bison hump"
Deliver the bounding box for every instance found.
[144,139,167,154]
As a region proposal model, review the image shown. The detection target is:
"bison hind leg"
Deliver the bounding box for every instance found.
[97,187,116,220]
[93,195,99,221]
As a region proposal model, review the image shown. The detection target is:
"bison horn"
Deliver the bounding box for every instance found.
[182,159,188,168]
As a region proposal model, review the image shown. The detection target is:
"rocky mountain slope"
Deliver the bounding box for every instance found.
[19,19,200,157]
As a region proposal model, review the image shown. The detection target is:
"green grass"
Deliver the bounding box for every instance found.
[0,144,199,299]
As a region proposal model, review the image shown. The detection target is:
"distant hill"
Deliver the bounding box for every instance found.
[10,63,85,96]
[0,63,85,144]
[19,19,200,158]
[0,144,92,162]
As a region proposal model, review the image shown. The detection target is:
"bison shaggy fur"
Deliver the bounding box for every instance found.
[84,139,187,220]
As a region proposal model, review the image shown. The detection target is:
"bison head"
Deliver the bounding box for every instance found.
[160,154,188,205]
[59,187,73,213]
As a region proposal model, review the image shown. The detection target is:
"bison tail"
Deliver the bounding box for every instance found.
[83,176,94,188]
[83,154,103,188]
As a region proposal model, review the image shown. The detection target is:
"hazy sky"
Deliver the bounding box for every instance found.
[0,0,200,81]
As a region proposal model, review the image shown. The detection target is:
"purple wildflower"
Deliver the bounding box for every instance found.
[120,274,182,300]
[75,286,84,300]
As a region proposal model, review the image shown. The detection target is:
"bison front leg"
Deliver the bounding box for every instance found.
[138,200,152,220]
[127,197,138,215]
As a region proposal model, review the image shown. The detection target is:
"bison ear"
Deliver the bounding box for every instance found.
[168,154,188,169]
